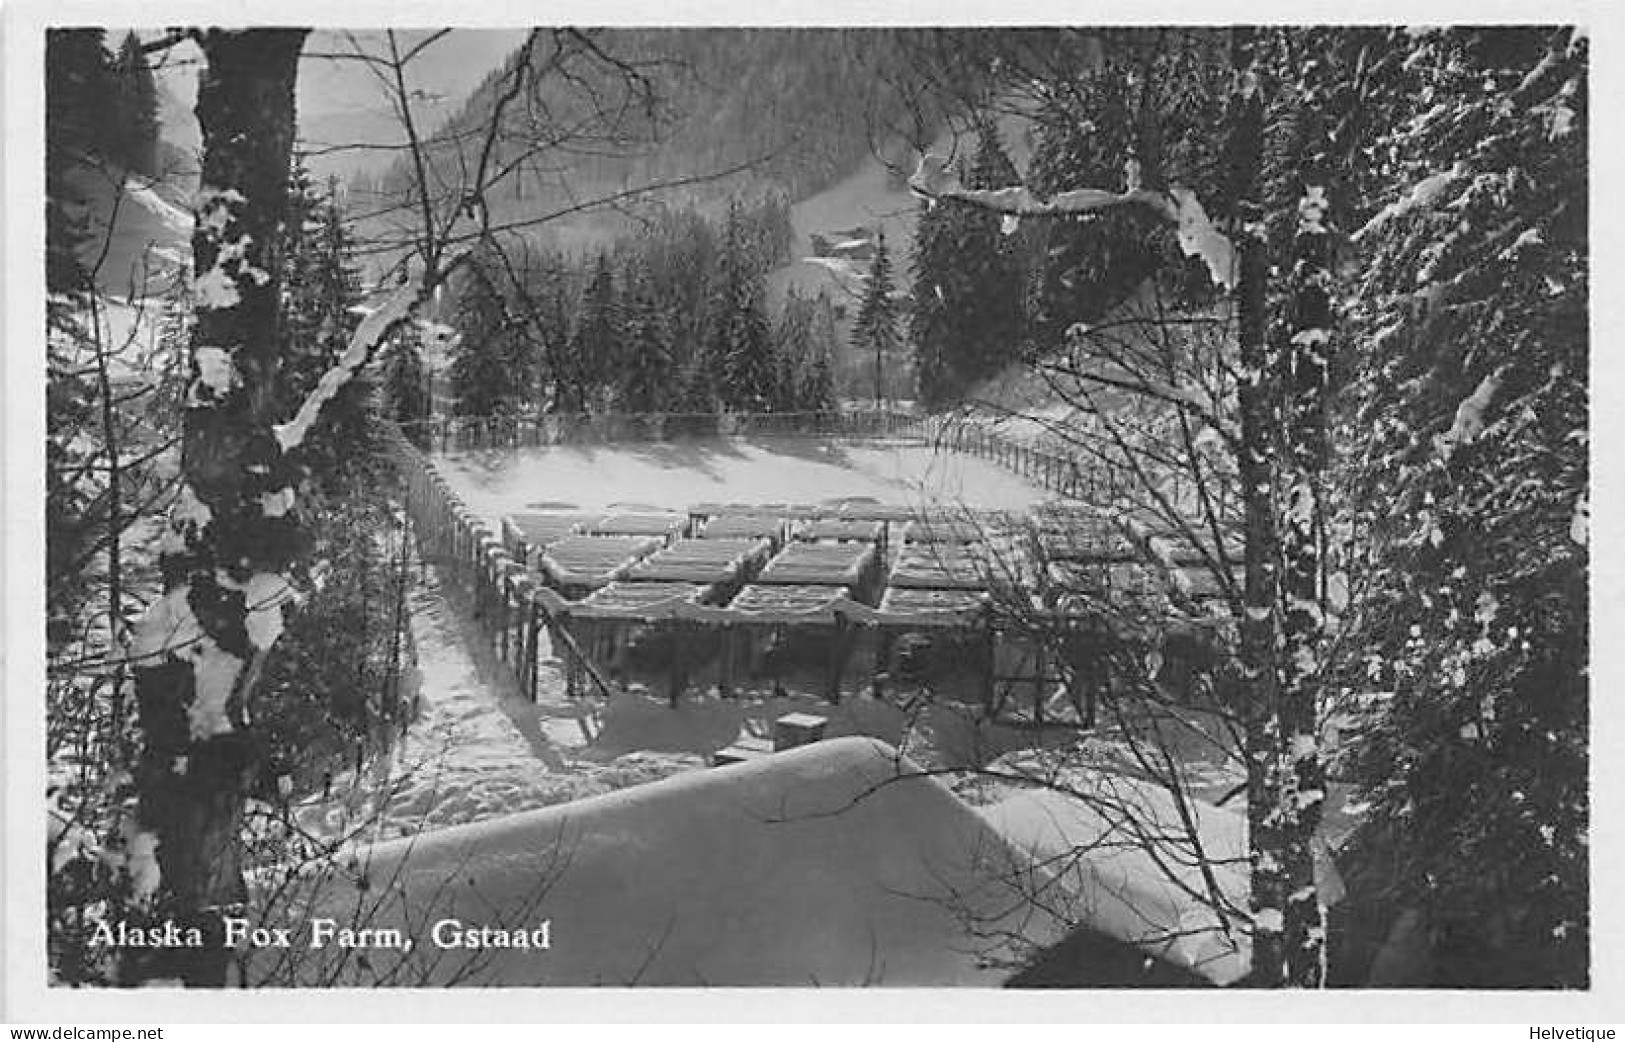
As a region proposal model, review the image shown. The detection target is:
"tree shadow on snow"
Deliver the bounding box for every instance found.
[614,437,750,480]
[738,435,855,469]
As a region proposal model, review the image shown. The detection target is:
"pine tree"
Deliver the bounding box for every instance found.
[1338,27,1589,988]
[1023,78,1161,349]
[908,182,960,408]
[449,264,521,417]
[570,253,620,410]
[709,201,778,412]
[112,33,161,178]
[290,177,366,473]
[381,326,431,423]
[770,287,813,412]
[46,30,111,293]
[850,229,901,403]
[617,260,674,413]
[802,291,839,412]
[908,123,1027,407]
[280,172,362,403]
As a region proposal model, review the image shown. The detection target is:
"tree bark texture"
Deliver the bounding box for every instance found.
[1274,179,1334,987]
[128,28,307,987]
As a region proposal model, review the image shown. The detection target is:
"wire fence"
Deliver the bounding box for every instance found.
[397,408,931,454]
[393,406,1156,503]
[385,423,610,704]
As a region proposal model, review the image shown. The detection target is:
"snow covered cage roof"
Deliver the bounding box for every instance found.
[277,738,1250,986]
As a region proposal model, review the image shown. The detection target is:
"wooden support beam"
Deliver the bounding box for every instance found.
[983,622,998,717]
[1033,633,1048,729]
[668,622,690,707]
[872,628,895,697]
[825,618,845,703]
[496,575,510,663]
[718,625,735,699]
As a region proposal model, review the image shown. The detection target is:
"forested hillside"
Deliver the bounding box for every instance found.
[354,28,935,262]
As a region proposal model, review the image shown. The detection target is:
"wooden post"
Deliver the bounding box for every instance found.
[872,627,894,697]
[667,622,687,707]
[718,625,735,699]
[514,585,529,692]
[983,620,998,718]
[527,598,541,702]
[496,569,510,663]
[1033,633,1048,728]
[825,616,848,703]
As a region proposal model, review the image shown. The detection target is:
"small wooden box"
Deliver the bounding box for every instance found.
[773,712,829,751]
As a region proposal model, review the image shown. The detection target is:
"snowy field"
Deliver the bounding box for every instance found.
[435,435,1051,521]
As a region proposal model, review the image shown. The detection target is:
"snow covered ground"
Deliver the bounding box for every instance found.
[275,737,1069,987]
[292,563,704,846]
[436,435,1051,520]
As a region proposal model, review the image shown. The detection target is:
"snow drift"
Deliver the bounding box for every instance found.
[981,783,1253,986]
[275,737,1065,986]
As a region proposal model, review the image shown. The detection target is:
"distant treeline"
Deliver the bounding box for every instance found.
[394,193,842,422]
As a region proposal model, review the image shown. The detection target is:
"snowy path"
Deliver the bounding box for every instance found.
[294,564,701,844]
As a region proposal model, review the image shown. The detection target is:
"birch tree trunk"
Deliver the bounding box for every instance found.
[127,28,308,987]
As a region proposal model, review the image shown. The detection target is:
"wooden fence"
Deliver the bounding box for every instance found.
[925,420,1134,502]
[385,423,610,704]
[393,405,1157,505]
[398,408,932,454]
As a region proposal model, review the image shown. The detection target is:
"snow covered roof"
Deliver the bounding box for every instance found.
[587,511,686,539]
[757,540,875,587]
[578,581,707,619]
[796,518,886,543]
[889,544,990,591]
[505,511,605,552]
[697,514,790,541]
[539,534,663,589]
[282,737,1068,986]
[981,782,1253,985]
[625,537,773,585]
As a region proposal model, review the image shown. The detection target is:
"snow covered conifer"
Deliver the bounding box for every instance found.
[617,259,675,413]
[1339,26,1589,988]
[710,200,778,412]
[908,122,1027,406]
[851,230,901,403]
[569,253,621,411]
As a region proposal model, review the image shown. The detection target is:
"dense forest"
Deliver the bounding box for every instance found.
[426,193,841,422]
[38,26,1587,995]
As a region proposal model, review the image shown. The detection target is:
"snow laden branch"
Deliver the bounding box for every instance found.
[908,154,1240,291]
[273,286,419,453]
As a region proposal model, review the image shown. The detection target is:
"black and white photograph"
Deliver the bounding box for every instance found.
[1,3,1607,1021]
